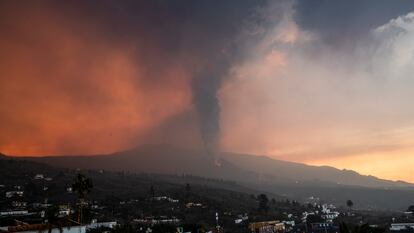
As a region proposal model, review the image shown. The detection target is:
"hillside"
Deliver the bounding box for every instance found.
[14,144,412,188]
[4,144,414,210]
[223,152,412,188]
[0,157,277,213]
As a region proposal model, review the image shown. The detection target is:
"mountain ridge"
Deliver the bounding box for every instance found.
[223,151,412,187]
[3,144,412,188]
[4,144,414,210]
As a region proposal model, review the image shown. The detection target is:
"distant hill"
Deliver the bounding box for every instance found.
[223,152,412,188]
[14,145,260,184]
[13,144,412,188]
[0,156,61,187]
[4,144,414,210]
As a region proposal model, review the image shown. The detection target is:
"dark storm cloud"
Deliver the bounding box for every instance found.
[294,0,414,46]
[36,0,269,75]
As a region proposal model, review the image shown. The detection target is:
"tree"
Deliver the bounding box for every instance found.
[25,181,40,200]
[346,200,354,210]
[339,222,385,233]
[185,183,191,202]
[285,199,291,206]
[72,173,93,224]
[185,183,191,193]
[45,205,64,233]
[258,194,269,213]
[149,185,155,199]
[306,214,324,229]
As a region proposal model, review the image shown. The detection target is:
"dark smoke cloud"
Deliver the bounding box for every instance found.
[122,0,271,156]
[161,0,270,156]
[191,62,226,156]
[0,0,272,155]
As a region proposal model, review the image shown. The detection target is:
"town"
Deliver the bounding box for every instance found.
[1,158,414,233]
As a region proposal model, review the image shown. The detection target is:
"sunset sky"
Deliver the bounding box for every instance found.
[2,0,414,182]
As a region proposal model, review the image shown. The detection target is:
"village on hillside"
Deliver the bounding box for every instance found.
[1,159,414,233]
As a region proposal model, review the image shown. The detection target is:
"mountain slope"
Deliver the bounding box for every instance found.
[12,144,412,188]
[223,152,412,188]
[15,145,261,183]
[5,145,414,210]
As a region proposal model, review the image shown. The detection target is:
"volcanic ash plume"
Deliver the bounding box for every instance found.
[179,1,274,165]
[192,61,229,166]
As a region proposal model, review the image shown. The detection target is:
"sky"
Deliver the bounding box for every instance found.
[2,0,414,182]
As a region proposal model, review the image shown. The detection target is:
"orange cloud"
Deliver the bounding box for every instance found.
[0,2,192,155]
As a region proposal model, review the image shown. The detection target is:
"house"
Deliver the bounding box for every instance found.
[32,203,51,208]
[6,191,24,198]
[235,214,249,224]
[321,204,340,222]
[151,196,179,203]
[0,210,29,217]
[86,220,117,230]
[167,197,179,203]
[302,211,316,222]
[248,220,285,233]
[310,222,337,233]
[390,223,414,231]
[283,221,295,232]
[58,209,71,217]
[0,224,86,233]
[185,202,204,208]
[133,217,180,225]
[58,205,72,217]
[12,201,27,207]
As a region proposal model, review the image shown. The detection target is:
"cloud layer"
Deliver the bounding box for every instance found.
[220,2,414,181]
[2,0,414,181]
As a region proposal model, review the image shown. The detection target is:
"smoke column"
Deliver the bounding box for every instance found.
[192,60,230,163]
[177,1,272,163]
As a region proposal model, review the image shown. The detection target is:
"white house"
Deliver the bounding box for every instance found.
[86,220,117,230]
[0,225,86,233]
[0,210,29,217]
[6,191,24,198]
[390,223,414,231]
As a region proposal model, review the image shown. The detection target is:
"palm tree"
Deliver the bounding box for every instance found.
[185,183,191,202]
[72,173,93,224]
[258,194,269,213]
